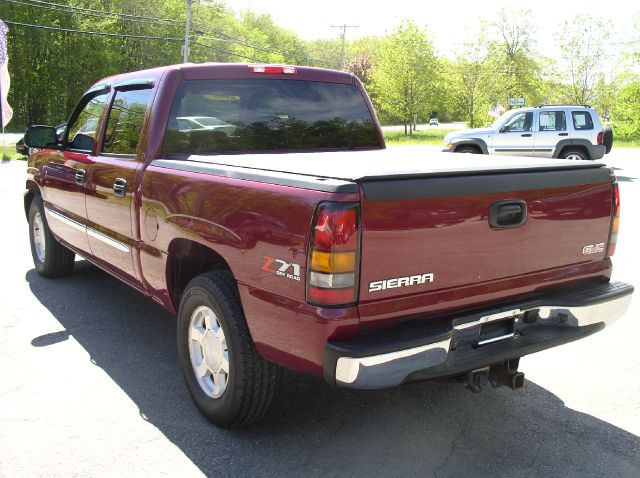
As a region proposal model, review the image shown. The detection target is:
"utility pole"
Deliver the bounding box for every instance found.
[182,0,192,63]
[331,24,358,70]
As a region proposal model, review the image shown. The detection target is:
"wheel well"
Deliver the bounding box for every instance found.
[560,145,590,160]
[24,183,40,219]
[454,143,482,153]
[166,239,233,310]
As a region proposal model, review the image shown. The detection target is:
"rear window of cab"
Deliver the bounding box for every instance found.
[162,79,380,155]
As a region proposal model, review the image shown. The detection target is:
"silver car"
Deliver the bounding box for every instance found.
[442,105,612,160]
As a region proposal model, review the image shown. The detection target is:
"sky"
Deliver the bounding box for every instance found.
[227,0,638,62]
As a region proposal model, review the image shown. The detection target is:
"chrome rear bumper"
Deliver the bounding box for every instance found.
[326,281,633,389]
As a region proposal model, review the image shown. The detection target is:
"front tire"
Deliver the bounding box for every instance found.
[177,271,281,427]
[28,196,75,277]
[456,145,481,154]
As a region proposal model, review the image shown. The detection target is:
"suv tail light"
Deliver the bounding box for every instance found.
[607,176,620,257]
[307,202,360,306]
[597,131,604,145]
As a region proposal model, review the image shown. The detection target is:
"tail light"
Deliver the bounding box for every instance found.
[607,176,620,257]
[597,131,604,145]
[307,202,360,306]
[248,65,297,75]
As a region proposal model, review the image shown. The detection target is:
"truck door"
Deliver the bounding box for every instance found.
[534,110,567,157]
[42,87,110,254]
[490,111,535,156]
[83,84,153,285]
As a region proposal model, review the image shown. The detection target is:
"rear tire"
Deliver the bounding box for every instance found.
[28,196,75,278]
[456,145,481,154]
[560,148,589,161]
[177,271,281,427]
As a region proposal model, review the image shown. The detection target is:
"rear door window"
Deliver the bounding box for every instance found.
[539,111,567,131]
[162,79,379,154]
[102,88,152,156]
[571,111,594,130]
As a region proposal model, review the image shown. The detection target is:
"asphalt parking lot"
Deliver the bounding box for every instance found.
[1,149,638,477]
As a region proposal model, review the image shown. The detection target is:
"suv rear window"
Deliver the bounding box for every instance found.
[162,79,379,155]
[572,111,594,130]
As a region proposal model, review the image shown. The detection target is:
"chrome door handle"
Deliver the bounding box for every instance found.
[75,169,86,185]
[113,178,127,198]
[558,132,569,136]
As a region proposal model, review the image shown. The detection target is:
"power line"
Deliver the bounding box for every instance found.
[191,40,265,63]
[4,20,184,42]
[9,0,339,68]
[193,33,338,68]
[8,0,184,26]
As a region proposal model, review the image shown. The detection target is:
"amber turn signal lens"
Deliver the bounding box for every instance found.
[311,251,356,273]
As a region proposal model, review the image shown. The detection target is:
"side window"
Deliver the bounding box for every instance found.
[102,88,152,156]
[503,112,533,132]
[572,111,594,130]
[66,93,109,152]
[539,111,567,131]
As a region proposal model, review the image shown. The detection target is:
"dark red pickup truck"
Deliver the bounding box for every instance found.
[24,63,633,427]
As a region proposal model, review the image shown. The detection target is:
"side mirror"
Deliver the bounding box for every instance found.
[71,133,95,151]
[499,125,509,133]
[24,126,58,149]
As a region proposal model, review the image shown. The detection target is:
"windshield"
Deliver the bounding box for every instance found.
[490,111,512,129]
[163,79,380,155]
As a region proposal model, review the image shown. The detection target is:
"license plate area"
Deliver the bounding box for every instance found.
[477,318,515,346]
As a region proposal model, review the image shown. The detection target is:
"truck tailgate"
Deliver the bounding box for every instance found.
[357,166,613,317]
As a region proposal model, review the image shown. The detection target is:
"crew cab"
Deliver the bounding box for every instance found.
[23,63,633,427]
[443,105,613,160]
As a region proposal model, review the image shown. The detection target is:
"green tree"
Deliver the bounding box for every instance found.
[557,14,613,105]
[453,29,496,128]
[493,8,541,103]
[611,79,640,139]
[371,21,437,135]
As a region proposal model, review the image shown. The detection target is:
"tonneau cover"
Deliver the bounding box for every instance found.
[180,147,604,182]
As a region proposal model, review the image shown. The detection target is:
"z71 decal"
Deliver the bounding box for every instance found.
[368,273,434,293]
[261,256,301,281]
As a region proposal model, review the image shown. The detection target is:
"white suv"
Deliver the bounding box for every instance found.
[442,105,612,160]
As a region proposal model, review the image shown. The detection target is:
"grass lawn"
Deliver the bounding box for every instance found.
[384,128,452,146]
[1,146,22,160]
[615,139,640,148]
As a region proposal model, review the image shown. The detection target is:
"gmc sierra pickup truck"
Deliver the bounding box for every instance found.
[23,63,633,427]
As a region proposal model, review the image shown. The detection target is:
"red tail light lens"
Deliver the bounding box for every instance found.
[607,177,620,257]
[313,207,357,251]
[597,131,604,145]
[307,202,360,306]
[248,65,297,75]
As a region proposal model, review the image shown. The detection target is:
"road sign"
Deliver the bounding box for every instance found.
[508,98,525,107]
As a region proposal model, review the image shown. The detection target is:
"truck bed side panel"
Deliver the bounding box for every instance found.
[139,166,360,374]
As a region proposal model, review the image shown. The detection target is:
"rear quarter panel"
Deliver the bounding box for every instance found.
[139,167,361,375]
